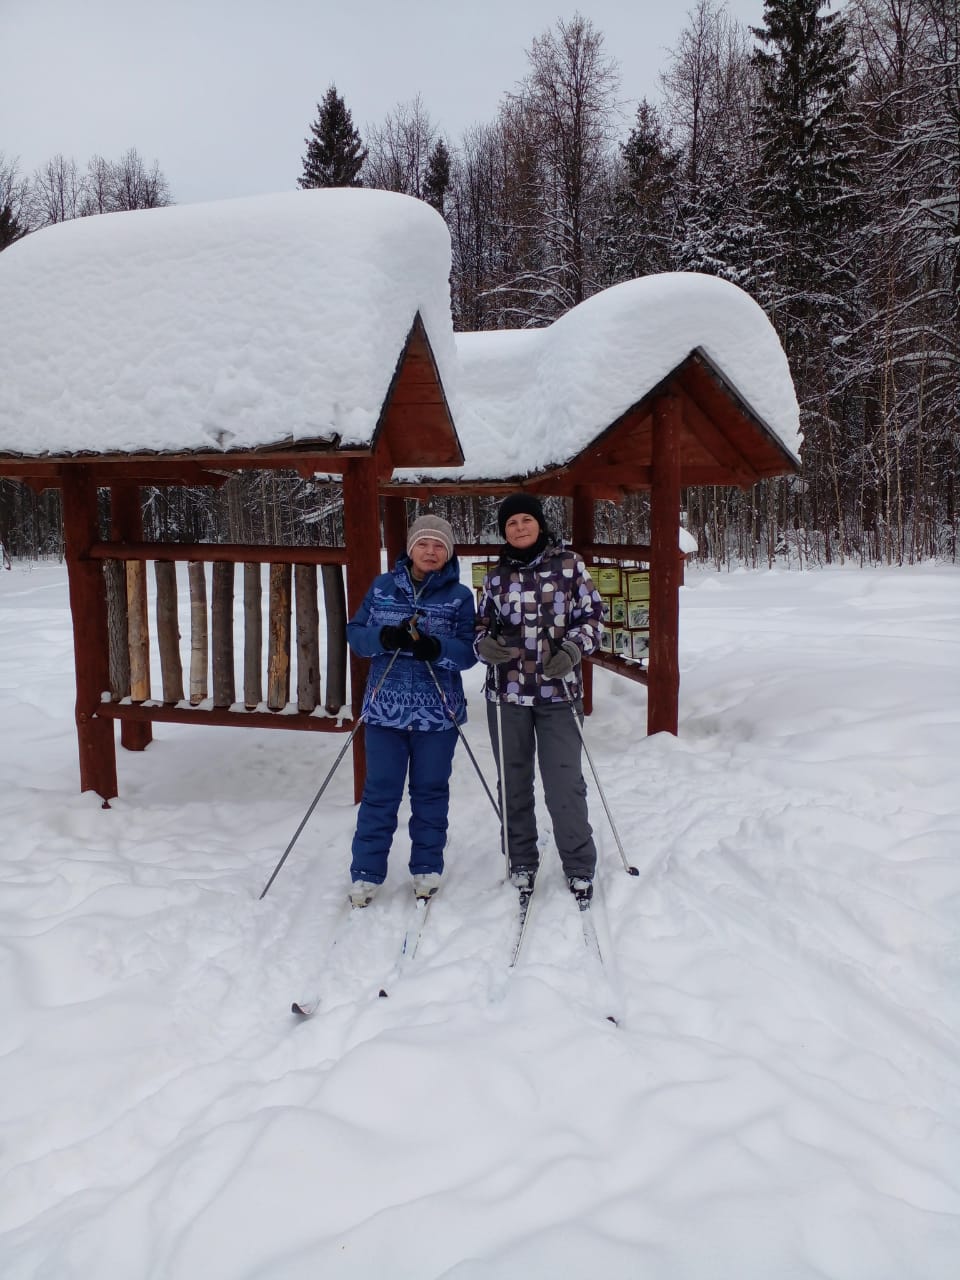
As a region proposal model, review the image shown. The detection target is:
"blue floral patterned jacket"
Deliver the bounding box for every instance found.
[475,542,604,706]
[347,556,477,730]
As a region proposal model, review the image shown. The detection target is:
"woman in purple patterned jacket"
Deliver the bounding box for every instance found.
[475,494,604,903]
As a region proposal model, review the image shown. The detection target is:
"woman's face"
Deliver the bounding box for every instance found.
[409,537,449,578]
[504,512,540,549]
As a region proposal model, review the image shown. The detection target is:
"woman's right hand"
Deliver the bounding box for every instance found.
[380,624,414,651]
[476,634,518,665]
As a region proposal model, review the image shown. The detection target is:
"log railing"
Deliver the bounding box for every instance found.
[89,542,351,735]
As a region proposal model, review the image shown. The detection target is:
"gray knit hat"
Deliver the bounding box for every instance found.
[407,514,454,560]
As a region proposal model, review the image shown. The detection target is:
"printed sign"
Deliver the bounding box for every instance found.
[595,566,623,596]
[626,570,650,602]
[613,628,632,656]
[471,561,495,588]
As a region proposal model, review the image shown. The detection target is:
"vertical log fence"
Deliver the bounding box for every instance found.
[89,542,350,738]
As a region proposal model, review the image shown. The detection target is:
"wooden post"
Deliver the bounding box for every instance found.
[243,563,263,709]
[211,561,236,708]
[649,394,682,736]
[61,466,117,801]
[266,563,292,710]
[111,484,152,750]
[126,560,150,701]
[155,561,184,704]
[383,494,407,569]
[294,563,321,712]
[321,564,347,714]
[343,459,382,802]
[104,559,130,701]
[572,485,595,716]
[187,561,208,705]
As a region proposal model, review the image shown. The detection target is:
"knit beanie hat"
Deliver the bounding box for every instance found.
[497,493,545,538]
[407,514,454,560]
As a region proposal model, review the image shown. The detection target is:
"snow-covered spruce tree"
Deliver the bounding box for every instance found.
[596,101,679,287]
[750,0,865,562]
[423,138,451,214]
[289,89,367,547]
[661,1,763,291]
[0,204,25,250]
[0,152,30,249]
[656,2,790,565]
[298,86,366,188]
[846,0,960,561]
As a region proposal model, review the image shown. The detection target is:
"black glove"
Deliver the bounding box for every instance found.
[380,624,414,651]
[543,640,581,679]
[411,633,441,661]
[477,634,519,665]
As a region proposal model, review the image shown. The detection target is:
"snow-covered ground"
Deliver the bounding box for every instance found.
[1,561,958,1279]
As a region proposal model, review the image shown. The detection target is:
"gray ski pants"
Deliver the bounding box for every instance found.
[486,699,597,880]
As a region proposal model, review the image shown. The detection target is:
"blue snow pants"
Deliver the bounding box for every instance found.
[350,723,458,885]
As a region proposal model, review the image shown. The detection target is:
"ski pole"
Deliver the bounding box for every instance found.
[423,658,502,822]
[258,644,404,900]
[407,615,502,822]
[490,612,510,865]
[548,636,639,877]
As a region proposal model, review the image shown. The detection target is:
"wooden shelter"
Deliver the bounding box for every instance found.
[0,310,462,805]
[384,346,800,735]
[0,190,801,806]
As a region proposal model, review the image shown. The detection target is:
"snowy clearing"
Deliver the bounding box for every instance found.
[1,562,958,1279]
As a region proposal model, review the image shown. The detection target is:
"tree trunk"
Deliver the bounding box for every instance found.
[211,561,235,708]
[243,562,263,709]
[155,560,184,704]
[104,559,130,700]
[295,564,321,712]
[322,563,347,714]
[267,563,292,711]
[126,559,150,702]
[188,561,208,705]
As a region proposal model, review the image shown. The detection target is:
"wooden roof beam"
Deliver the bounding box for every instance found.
[375,313,464,468]
[677,395,759,488]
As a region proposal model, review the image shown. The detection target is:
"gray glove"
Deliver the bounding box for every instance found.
[543,640,581,679]
[477,634,519,665]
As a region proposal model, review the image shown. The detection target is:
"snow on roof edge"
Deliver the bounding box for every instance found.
[0,188,799,487]
[399,273,801,483]
[0,188,457,459]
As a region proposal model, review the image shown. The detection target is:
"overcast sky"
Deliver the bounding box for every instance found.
[4,0,773,207]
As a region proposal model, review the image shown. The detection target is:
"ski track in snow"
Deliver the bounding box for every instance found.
[1,563,959,1278]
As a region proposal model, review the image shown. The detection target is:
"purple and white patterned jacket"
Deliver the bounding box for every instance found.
[475,541,604,706]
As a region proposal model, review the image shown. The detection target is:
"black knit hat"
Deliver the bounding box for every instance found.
[497,493,545,538]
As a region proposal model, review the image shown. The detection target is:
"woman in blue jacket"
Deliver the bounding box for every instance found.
[346,514,477,908]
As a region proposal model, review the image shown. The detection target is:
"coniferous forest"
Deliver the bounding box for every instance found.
[1,0,958,567]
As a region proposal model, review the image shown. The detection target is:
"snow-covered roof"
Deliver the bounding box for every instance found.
[0,188,457,457]
[0,187,801,477]
[430,273,801,482]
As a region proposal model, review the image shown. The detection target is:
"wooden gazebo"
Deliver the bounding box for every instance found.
[384,346,799,735]
[0,190,800,805]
